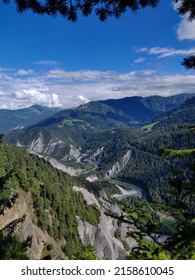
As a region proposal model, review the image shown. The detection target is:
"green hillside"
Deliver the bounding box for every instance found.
[148,96,195,129]
[0,143,100,259]
[25,94,194,131]
[0,105,60,133]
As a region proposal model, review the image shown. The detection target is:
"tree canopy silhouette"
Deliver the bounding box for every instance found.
[2,0,195,69]
[174,0,195,70]
[182,55,195,70]
[3,0,160,21]
[3,0,195,21]
[174,0,195,22]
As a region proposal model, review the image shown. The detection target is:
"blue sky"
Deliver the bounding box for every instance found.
[0,0,195,109]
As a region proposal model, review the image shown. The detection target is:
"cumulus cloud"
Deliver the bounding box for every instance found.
[134,57,146,64]
[13,89,61,107]
[177,17,195,40]
[0,104,9,109]
[16,69,34,76]
[173,1,195,40]
[137,46,195,58]
[0,68,195,109]
[78,95,90,104]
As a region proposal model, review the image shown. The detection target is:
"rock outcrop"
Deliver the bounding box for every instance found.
[105,150,131,179]
[0,192,66,260]
[73,186,137,259]
[0,187,137,260]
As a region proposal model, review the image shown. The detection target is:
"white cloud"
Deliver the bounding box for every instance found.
[16,69,34,76]
[47,69,116,82]
[13,89,61,107]
[0,68,195,110]
[0,104,9,109]
[34,60,59,66]
[0,90,8,96]
[137,46,195,58]
[134,57,146,64]
[173,1,195,40]
[78,95,90,104]
[140,70,156,76]
[177,16,195,40]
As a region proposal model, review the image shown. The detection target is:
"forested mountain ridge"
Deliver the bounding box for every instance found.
[0,105,61,133]
[25,93,194,130]
[100,93,194,122]
[3,95,195,198]
[4,94,195,163]
[79,123,194,199]
[148,96,195,128]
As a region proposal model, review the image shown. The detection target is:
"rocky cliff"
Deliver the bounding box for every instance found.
[0,184,138,260]
[0,192,66,260]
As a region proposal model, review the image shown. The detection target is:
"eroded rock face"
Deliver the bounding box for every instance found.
[0,194,27,230]
[16,221,66,260]
[0,182,137,260]
[48,157,83,176]
[0,192,66,260]
[28,150,83,176]
[73,186,101,209]
[26,132,81,162]
[29,133,45,154]
[88,147,104,164]
[86,175,98,182]
[68,145,80,160]
[105,150,132,179]
[73,186,137,260]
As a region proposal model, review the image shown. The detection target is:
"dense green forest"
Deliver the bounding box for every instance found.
[0,143,100,259]
[123,146,195,260]
[80,124,194,200]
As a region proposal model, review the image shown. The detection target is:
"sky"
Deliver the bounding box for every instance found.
[0,0,195,109]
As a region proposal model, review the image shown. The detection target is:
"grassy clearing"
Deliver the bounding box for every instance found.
[142,122,158,132]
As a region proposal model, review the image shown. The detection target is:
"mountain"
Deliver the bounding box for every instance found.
[146,96,195,129]
[26,93,194,130]
[4,118,194,201]
[3,94,195,199]
[3,94,194,162]
[100,93,193,123]
[0,105,61,133]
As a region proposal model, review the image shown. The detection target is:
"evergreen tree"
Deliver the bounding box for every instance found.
[159,147,195,259]
[0,233,29,260]
[0,134,3,143]
[2,0,159,21]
